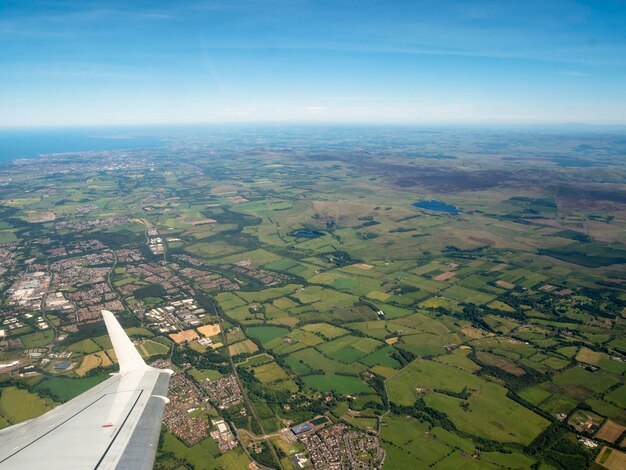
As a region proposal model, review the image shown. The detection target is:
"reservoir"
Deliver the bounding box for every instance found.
[414,200,459,214]
[290,229,325,238]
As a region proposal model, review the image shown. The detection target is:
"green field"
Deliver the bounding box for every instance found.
[380,415,456,467]
[317,335,383,363]
[139,339,169,357]
[245,326,289,344]
[158,431,251,469]
[605,384,626,408]
[20,330,55,348]
[185,241,246,259]
[301,322,349,339]
[262,328,324,355]
[283,355,313,375]
[68,338,101,354]
[387,359,483,404]
[359,345,402,368]
[546,366,621,400]
[34,375,110,402]
[290,347,367,375]
[238,353,274,367]
[423,384,549,445]
[302,374,373,394]
[0,386,56,425]
[188,368,223,383]
[250,361,289,383]
[440,285,496,305]
[433,349,481,373]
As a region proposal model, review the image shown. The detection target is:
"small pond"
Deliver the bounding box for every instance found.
[413,200,459,214]
[290,229,325,238]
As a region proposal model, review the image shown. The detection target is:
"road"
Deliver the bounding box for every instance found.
[236,428,284,441]
[218,312,284,470]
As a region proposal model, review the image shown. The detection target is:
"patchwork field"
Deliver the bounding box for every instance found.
[75,350,112,376]
[2,128,625,470]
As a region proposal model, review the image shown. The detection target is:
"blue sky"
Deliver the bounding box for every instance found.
[1,0,625,126]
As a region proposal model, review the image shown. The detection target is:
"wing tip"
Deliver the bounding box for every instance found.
[101,309,115,321]
[101,309,148,373]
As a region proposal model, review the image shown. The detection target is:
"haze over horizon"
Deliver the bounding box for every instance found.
[2,0,626,127]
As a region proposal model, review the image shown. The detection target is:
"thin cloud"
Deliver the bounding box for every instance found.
[0,6,175,37]
[305,106,327,115]
[557,70,591,77]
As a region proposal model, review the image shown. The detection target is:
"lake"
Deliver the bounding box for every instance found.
[414,200,459,214]
[290,229,325,238]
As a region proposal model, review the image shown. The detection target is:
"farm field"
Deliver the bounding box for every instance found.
[75,351,112,376]
[302,374,372,394]
[387,359,484,404]
[423,384,548,445]
[289,347,367,375]
[316,335,383,363]
[380,415,456,467]
[596,446,626,470]
[301,322,349,339]
[249,361,289,383]
[0,387,56,426]
[0,127,625,469]
[138,339,169,358]
[245,326,289,345]
[34,375,110,402]
[229,339,259,356]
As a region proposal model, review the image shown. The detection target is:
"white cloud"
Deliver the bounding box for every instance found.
[305,106,327,115]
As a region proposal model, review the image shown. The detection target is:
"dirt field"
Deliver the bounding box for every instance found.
[227,196,249,203]
[191,218,217,226]
[489,264,507,272]
[353,263,374,270]
[434,271,456,281]
[460,326,486,339]
[75,351,112,377]
[596,420,626,444]
[169,329,200,344]
[539,284,556,292]
[75,355,101,377]
[495,280,515,289]
[596,446,626,470]
[197,324,222,337]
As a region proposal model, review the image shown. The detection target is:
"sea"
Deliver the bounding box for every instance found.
[0,128,164,162]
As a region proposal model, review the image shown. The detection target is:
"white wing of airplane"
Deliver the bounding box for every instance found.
[0,310,172,470]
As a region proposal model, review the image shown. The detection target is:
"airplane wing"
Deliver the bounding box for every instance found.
[0,310,172,470]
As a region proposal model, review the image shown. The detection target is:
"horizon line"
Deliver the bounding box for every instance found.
[2,120,626,131]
